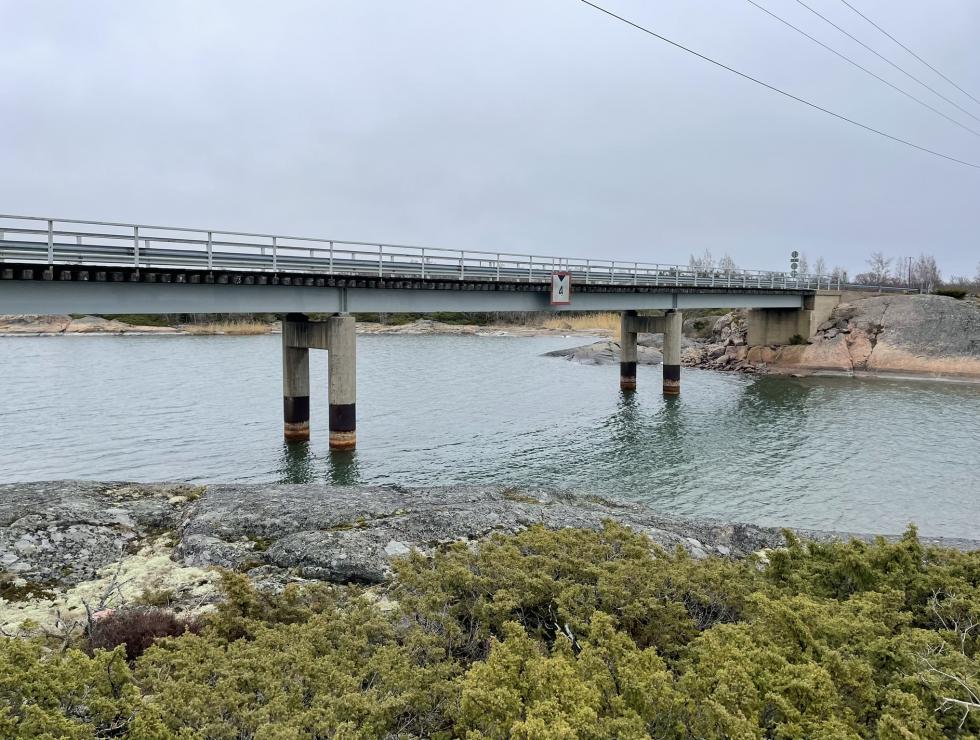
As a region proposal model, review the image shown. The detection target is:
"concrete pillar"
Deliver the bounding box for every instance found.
[663,310,682,395]
[620,310,637,390]
[282,313,310,441]
[327,313,356,450]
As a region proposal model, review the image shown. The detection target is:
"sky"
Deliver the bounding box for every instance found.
[1,0,978,278]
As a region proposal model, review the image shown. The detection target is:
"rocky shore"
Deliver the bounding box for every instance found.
[0,314,180,335]
[2,480,977,635]
[541,295,980,382]
[684,295,980,380]
[0,315,603,338]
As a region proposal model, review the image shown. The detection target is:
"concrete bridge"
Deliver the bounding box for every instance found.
[0,214,843,449]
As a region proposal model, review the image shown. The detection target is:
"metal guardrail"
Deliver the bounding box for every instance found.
[0,213,881,292]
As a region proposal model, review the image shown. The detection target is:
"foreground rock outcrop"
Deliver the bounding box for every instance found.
[3,481,978,634]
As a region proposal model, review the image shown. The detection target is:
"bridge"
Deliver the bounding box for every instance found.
[0,214,843,449]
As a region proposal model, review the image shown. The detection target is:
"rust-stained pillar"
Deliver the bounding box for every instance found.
[327,313,356,450]
[663,309,682,395]
[620,310,637,391]
[282,313,310,441]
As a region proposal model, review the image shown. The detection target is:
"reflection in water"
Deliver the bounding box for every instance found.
[327,450,362,486]
[278,442,319,484]
[277,442,362,485]
[738,375,814,415]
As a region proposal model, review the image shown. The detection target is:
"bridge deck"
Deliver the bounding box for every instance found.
[0,261,809,314]
[0,214,823,313]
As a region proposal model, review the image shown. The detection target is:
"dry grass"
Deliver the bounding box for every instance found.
[539,312,620,338]
[181,321,272,335]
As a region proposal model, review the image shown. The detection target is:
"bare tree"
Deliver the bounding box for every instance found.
[718,253,737,271]
[830,265,847,283]
[866,252,893,285]
[688,249,715,272]
[975,261,980,285]
[911,253,942,292]
[796,252,809,275]
[813,256,827,277]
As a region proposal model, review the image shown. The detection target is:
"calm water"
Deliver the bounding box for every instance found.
[1,334,978,538]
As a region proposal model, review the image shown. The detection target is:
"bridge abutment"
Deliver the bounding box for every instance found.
[747,292,841,346]
[281,312,357,450]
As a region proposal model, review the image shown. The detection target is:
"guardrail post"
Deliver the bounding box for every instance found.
[207,231,213,270]
[771,274,775,288]
[329,241,334,274]
[585,259,590,285]
[272,236,278,271]
[379,245,384,278]
[459,250,465,280]
[421,248,426,280]
[47,220,54,263]
[528,257,533,283]
[133,226,139,268]
[611,260,615,284]
[495,253,500,282]
[633,262,638,285]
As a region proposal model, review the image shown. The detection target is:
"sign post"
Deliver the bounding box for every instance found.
[550,271,572,305]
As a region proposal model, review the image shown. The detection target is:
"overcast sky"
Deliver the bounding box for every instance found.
[2,0,978,277]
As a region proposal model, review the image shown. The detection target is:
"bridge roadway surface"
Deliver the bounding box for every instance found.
[0,215,822,314]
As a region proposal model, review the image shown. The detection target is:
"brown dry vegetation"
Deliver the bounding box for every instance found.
[180,320,273,335]
[539,312,621,338]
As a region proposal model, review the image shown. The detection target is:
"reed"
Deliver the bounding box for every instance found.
[181,320,272,335]
[539,312,620,338]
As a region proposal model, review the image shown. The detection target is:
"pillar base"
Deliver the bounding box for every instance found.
[620,361,637,390]
[284,422,310,442]
[329,431,357,450]
[663,364,680,395]
[329,402,356,451]
[283,395,310,441]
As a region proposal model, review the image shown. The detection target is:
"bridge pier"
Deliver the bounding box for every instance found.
[620,310,638,391]
[619,309,683,394]
[281,312,357,450]
[663,310,682,395]
[327,314,357,451]
[282,314,311,442]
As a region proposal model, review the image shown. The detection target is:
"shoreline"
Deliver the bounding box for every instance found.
[0,316,612,339]
[2,480,976,632]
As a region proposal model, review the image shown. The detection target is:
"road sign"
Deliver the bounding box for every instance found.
[550,272,572,305]
[791,250,799,259]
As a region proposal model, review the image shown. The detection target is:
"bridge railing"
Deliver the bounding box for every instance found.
[0,213,869,291]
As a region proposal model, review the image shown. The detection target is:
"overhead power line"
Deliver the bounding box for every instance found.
[745,0,980,139]
[793,0,980,125]
[837,0,980,108]
[575,0,980,170]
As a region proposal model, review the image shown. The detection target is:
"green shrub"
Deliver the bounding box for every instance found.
[1,523,979,737]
